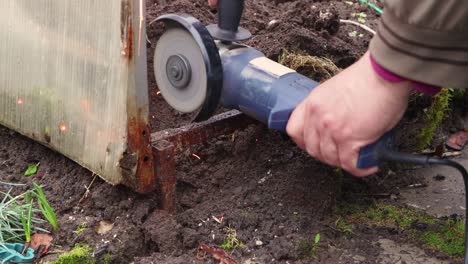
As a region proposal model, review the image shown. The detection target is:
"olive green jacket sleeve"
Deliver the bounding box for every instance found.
[369,0,468,89]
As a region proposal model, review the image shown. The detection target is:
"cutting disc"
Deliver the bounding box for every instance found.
[154,27,207,113]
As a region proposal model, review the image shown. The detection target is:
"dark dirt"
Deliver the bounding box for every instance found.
[0,0,461,264]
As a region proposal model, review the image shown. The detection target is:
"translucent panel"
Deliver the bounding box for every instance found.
[0,0,152,188]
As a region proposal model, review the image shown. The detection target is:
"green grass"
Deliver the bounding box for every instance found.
[20,198,33,242]
[0,182,58,252]
[335,216,353,237]
[0,188,49,246]
[73,222,88,235]
[337,201,465,257]
[297,233,322,260]
[33,182,59,231]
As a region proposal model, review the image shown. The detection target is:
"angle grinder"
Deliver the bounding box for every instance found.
[153,0,390,169]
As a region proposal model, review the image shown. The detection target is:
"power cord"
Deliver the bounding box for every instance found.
[377,148,468,264]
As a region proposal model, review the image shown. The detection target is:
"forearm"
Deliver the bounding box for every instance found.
[369,0,468,89]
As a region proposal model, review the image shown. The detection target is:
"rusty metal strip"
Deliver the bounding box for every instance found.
[152,110,254,153]
[153,139,176,212]
[151,110,254,212]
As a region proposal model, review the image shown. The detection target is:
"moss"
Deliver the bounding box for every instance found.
[338,201,465,257]
[99,254,112,264]
[50,244,111,264]
[417,88,452,150]
[51,244,94,264]
[421,219,465,257]
[356,203,436,228]
[278,49,340,82]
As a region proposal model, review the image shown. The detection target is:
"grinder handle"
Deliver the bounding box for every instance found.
[267,73,394,169]
[217,0,245,34]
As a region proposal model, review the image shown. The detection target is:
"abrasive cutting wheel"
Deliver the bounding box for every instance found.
[153,15,223,122]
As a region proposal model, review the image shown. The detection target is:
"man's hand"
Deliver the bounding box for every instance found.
[286,52,412,176]
[208,0,217,8]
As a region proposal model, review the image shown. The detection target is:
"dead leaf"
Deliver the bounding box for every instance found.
[30,233,53,254]
[95,221,114,235]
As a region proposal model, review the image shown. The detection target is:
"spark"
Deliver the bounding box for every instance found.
[156,91,161,95]
[192,153,201,160]
[59,123,67,132]
[80,99,90,111]
[16,98,23,105]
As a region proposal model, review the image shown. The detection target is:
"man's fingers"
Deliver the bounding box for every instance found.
[319,134,339,167]
[304,127,320,159]
[287,103,307,150]
[208,0,217,8]
[338,143,379,177]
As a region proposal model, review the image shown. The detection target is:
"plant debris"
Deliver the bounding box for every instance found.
[95,221,114,235]
[24,162,40,176]
[197,243,236,264]
[30,233,53,255]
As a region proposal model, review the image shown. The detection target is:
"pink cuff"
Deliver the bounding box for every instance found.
[370,55,441,96]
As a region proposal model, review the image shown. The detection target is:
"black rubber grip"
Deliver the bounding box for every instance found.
[217,0,244,33]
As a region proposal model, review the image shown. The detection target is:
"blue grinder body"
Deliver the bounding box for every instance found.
[220,47,318,132]
[218,46,393,169]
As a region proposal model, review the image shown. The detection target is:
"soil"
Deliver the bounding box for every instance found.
[0,0,463,264]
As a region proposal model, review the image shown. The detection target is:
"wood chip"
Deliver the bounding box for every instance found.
[95,221,114,235]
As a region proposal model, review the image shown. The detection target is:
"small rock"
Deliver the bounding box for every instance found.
[267,19,280,29]
[352,255,366,262]
[255,240,263,246]
[453,115,465,130]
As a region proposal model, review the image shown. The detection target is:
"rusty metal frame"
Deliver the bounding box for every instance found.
[151,110,254,211]
[0,0,256,212]
[120,0,156,193]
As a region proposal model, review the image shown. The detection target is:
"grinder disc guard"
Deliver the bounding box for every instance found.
[154,14,223,122]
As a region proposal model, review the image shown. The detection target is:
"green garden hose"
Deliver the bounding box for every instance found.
[358,0,383,15]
